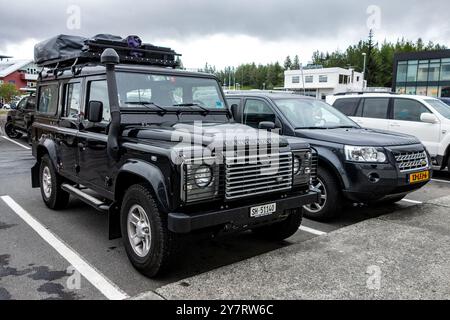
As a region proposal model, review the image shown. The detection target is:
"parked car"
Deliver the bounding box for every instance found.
[31,35,319,277]
[440,97,450,106]
[226,92,432,221]
[4,95,36,143]
[327,93,450,173]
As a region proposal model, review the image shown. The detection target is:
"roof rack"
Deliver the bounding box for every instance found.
[334,91,394,96]
[35,35,181,71]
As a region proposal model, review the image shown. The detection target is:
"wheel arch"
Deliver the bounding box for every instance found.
[115,160,171,213]
[314,147,349,190]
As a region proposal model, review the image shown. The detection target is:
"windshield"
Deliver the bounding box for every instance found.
[116,72,226,110]
[426,99,450,120]
[274,98,358,129]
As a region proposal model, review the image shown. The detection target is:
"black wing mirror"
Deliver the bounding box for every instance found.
[87,101,103,123]
[259,121,276,130]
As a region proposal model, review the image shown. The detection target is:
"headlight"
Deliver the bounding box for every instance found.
[345,146,387,163]
[194,166,213,188]
[293,156,301,175]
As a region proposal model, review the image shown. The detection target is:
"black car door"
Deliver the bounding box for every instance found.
[56,80,83,181]
[77,77,115,198]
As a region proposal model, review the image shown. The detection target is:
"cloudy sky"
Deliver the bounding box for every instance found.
[1,0,449,69]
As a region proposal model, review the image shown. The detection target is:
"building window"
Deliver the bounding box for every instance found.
[406,86,417,95]
[427,86,438,97]
[440,58,450,81]
[305,76,313,83]
[292,76,300,84]
[8,80,15,84]
[428,60,440,82]
[396,86,406,94]
[406,60,418,82]
[417,60,429,82]
[396,61,407,82]
[416,86,427,96]
[319,75,328,83]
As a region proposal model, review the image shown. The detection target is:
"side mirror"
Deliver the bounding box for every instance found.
[259,121,276,130]
[87,101,103,123]
[230,104,239,118]
[420,113,438,124]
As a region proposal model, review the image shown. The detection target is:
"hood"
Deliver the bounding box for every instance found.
[295,127,421,147]
[123,122,295,149]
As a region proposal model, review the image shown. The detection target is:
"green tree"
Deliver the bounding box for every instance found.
[0,83,19,103]
[284,56,292,70]
[292,55,300,69]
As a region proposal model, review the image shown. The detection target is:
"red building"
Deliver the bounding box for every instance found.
[0,59,38,95]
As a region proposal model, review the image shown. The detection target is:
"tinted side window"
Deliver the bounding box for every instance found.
[88,80,110,122]
[38,84,59,115]
[227,98,241,108]
[393,99,431,122]
[333,98,360,116]
[361,98,389,119]
[243,99,275,128]
[64,83,81,118]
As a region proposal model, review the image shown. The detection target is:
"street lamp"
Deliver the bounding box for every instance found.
[362,53,367,90]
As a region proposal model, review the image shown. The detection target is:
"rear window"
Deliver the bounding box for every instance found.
[332,98,360,116]
[361,98,389,119]
[38,84,59,115]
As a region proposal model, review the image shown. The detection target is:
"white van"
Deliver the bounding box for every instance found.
[327,93,450,172]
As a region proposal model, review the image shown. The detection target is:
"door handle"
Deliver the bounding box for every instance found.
[390,122,400,127]
[78,142,87,151]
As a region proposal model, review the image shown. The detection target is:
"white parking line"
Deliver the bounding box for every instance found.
[431,178,450,184]
[0,195,129,300]
[1,135,31,150]
[299,225,327,236]
[400,198,423,205]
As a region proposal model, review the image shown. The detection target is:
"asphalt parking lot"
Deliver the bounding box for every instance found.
[1,125,450,300]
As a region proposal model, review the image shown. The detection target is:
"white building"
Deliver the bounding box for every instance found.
[283,66,367,99]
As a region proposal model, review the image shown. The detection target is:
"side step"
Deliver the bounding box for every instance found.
[61,184,110,213]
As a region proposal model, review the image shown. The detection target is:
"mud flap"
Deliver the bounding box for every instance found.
[31,163,40,188]
[108,203,122,240]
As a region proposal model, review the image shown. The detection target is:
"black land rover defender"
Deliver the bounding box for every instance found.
[226,92,432,221]
[5,94,36,144]
[30,35,318,277]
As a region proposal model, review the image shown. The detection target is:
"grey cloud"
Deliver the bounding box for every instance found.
[0,0,449,47]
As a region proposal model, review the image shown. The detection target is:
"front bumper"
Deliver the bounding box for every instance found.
[342,162,432,202]
[168,191,319,233]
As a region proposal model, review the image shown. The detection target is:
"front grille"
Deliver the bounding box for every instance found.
[394,150,428,172]
[225,152,293,200]
[310,152,318,182]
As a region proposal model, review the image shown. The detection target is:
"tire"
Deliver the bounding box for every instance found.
[252,209,303,241]
[39,155,70,210]
[303,166,342,221]
[4,122,22,139]
[121,184,179,278]
[448,157,450,174]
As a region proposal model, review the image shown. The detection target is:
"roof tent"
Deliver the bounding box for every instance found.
[34,34,181,69]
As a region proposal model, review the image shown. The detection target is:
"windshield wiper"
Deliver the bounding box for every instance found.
[172,103,210,114]
[124,101,168,114]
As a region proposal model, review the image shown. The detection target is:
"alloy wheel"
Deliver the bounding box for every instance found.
[303,177,327,214]
[127,204,152,258]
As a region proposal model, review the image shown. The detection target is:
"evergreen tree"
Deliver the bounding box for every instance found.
[292,55,300,69]
[284,56,292,70]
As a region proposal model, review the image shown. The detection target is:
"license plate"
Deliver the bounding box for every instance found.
[409,171,430,184]
[250,203,277,218]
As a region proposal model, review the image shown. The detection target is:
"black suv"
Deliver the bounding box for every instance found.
[30,35,318,277]
[5,95,36,143]
[226,92,432,221]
